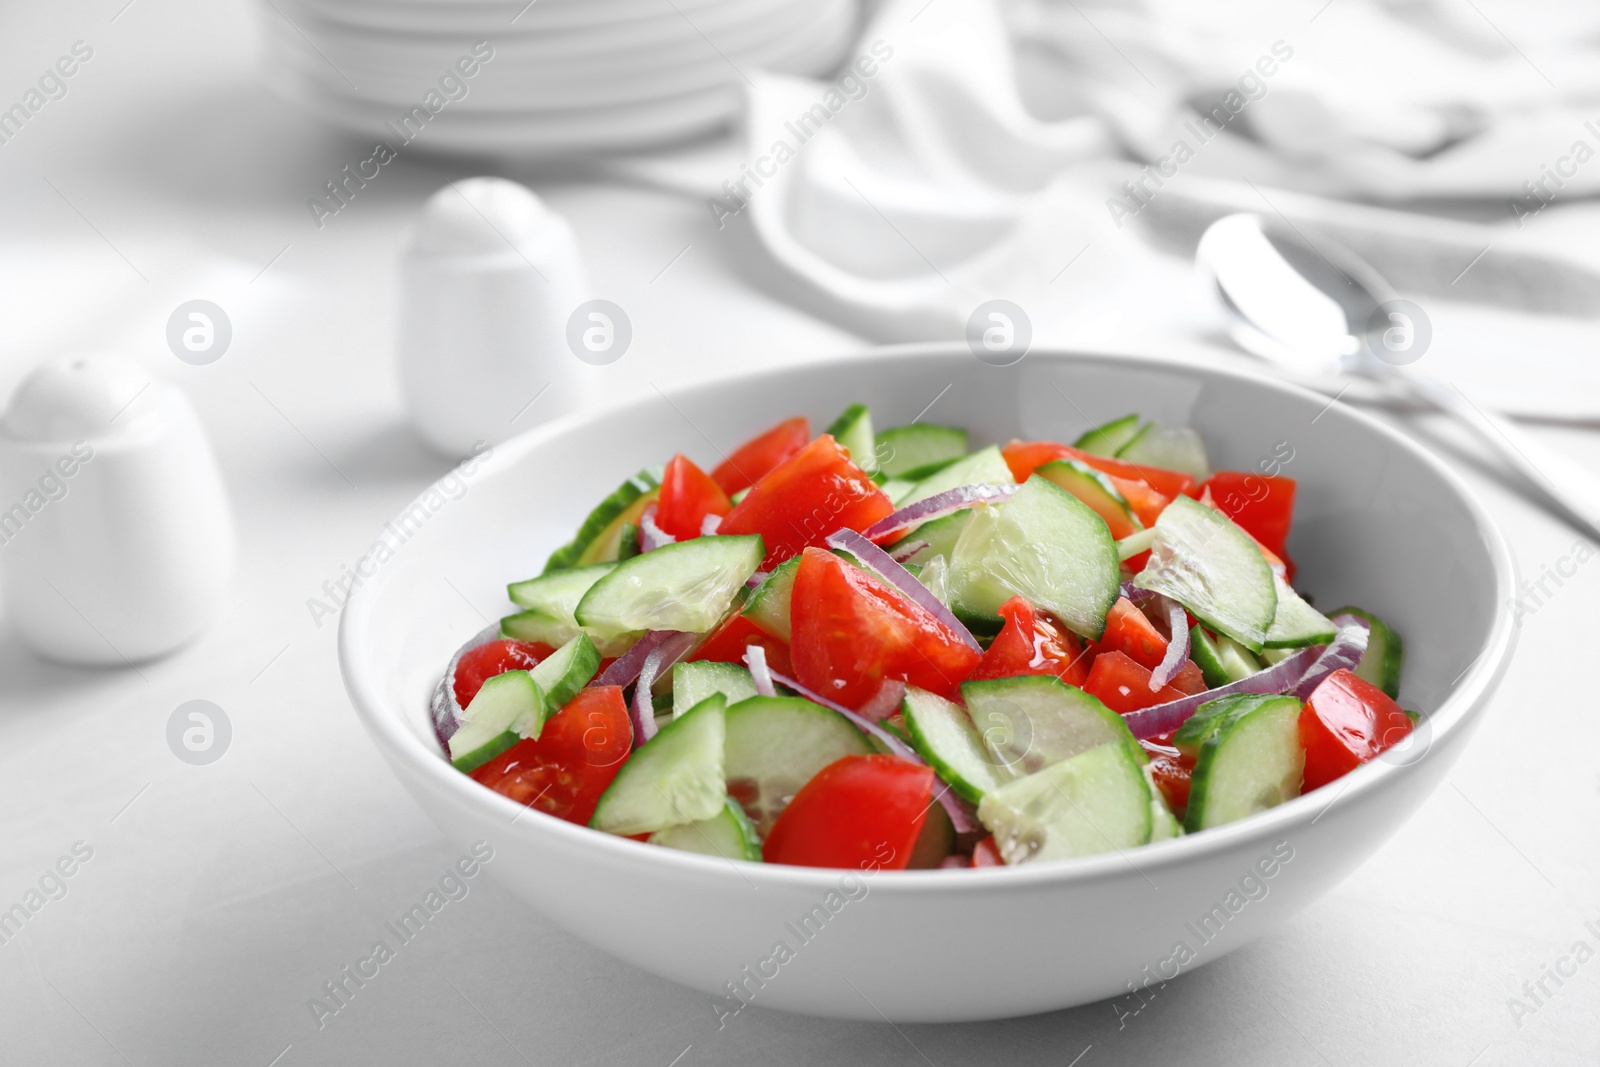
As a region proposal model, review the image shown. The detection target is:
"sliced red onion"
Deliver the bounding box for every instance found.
[594,629,668,688]
[630,631,699,746]
[701,513,723,536]
[858,679,908,722]
[745,569,770,590]
[938,855,967,869]
[743,645,777,697]
[431,622,502,751]
[888,539,929,564]
[826,529,981,654]
[765,667,979,834]
[864,483,1019,544]
[639,505,674,553]
[1122,644,1322,741]
[1119,580,1156,604]
[1292,614,1371,699]
[1148,596,1190,691]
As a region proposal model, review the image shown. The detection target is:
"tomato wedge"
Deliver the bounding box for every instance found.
[719,435,894,572]
[970,836,1005,867]
[762,754,931,869]
[453,639,552,707]
[1139,732,1193,816]
[1105,473,1170,528]
[655,453,732,541]
[966,596,1089,686]
[687,613,794,678]
[1099,597,1171,671]
[1204,471,1296,561]
[470,686,633,825]
[1299,668,1414,792]
[711,416,811,496]
[1002,440,1196,499]
[1083,650,1205,714]
[790,547,981,708]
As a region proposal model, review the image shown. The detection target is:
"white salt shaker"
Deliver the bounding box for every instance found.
[0,353,235,666]
[398,177,605,458]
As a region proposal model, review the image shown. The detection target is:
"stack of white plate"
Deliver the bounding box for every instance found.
[260,0,859,154]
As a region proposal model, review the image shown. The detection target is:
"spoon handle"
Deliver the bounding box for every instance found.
[1402,368,1600,540]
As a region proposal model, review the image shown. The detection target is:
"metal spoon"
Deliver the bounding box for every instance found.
[1196,211,1600,539]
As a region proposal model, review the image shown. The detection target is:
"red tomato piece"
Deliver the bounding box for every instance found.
[453,639,552,707]
[1204,471,1296,563]
[1002,440,1197,499]
[1299,668,1414,792]
[719,435,894,572]
[1139,731,1193,816]
[966,596,1090,686]
[470,686,633,825]
[790,548,982,707]
[655,453,732,541]
[762,754,931,870]
[1105,473,1170,529]
[1083,650,1205,714]
[970,836,1005,867]
[711,416,811,497]
[687,613,795,678]
[1100,597,1170,671]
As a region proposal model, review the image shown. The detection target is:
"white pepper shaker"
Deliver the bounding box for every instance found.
[0,353,235,666]
[398,177,606,458]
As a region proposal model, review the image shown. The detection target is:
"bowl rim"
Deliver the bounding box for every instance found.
[339,343,1518,891]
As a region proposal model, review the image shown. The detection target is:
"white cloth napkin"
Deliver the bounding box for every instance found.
[605,0,1600,417]
[1010,0,1600,204]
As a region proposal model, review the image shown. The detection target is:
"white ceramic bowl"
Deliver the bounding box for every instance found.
[339,345,1516,1022]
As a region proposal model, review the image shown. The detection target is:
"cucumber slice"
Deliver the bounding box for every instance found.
[448,670,537,772]
[575,535,764,636]
[516,632,602,738]
[1115,423,1210,482]
[899,445,1014,507]
[648,796,762,861]
[1073,413,1143,457]
[895,456,960,483]
[1188,625,1264,688]
[901,687,1017,804]
[740,556,799,641]
[1179,694,1305,832]
[1258,646,1298,665]
[1331,606,1403,698]
[880,478,917,504]
[948,476,1120,640]
[509,562,615,615]
[890,509,972,567]
[962,675,1135,777]
[977,739,1153,864]
[723,695,873,836]
[1263,576,1337,649]
[502,563,638,657]
[825,403,878,474]
[1133,495,1277,653]
[543,466,664,573]
[672,661,757,717]
[591,694,728,835]
[874,424,969,478]
[1034,459,1143,538]
[617,524,642,561]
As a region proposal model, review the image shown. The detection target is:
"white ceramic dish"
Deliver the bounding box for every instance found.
[339,345,1516,1022]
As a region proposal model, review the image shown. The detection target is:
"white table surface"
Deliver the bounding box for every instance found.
[3,3,1599,1065]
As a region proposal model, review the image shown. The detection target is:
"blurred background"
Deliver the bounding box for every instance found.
[2,0,1598,1063]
